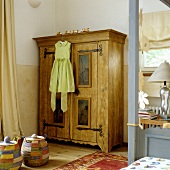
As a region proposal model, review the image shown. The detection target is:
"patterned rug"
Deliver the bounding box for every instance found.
[54,151,128,170]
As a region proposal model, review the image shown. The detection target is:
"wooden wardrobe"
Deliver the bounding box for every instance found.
[34,29,126,153]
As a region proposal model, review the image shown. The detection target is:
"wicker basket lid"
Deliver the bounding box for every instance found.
[0,136,17,146]
[25,134,45,141]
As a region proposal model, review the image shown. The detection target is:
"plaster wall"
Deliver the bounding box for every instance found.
[14,0,55,136]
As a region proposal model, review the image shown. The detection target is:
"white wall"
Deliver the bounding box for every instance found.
[14,0,169,66]
[14,0,56,136]
[55,0,129,34]
[14,0,56,66]
[55,0,169,35]
[140,0,169,13]
[55,0,169,66]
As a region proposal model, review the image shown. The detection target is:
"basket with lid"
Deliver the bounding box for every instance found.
[0,136,23,170]
[21,134,49,167]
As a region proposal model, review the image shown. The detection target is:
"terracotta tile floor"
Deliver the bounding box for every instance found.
[20,142,128,170]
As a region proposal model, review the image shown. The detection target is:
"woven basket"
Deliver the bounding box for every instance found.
[21,134,49,167]
[0,136,23,170]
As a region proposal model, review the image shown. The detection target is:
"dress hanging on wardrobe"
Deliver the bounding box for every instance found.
[49,41,75,112]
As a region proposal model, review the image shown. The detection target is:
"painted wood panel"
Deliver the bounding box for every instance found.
[137,127,170,160]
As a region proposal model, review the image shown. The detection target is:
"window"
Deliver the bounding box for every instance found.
[140,48,170,72]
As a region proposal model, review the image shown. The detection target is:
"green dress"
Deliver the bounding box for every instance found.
[49,41,75,112]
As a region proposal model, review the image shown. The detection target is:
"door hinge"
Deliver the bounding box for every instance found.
[78,44,102,56]
[43,119,64,130]
[77,124,103,136]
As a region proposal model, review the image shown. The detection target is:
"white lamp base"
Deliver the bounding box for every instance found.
[160,85,170,119]
[160,114,169,120]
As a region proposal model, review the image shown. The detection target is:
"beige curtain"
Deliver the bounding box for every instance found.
[0,0,23,140]
[141,10,170,50]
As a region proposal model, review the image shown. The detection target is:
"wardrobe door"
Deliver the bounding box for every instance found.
[71,42,98,145]
[39,47,70,140]
[39,47,53,136]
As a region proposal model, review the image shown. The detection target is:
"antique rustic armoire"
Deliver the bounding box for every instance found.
[34,29,126,153]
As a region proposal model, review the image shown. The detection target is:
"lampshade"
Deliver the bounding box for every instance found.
[148,60,170,82]
[28,0,41,8]
[139,70,144,91]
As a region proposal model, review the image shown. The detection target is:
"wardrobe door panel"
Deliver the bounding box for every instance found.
[71,43,98,144]
[39,47,54,136]
[39,47,70,139]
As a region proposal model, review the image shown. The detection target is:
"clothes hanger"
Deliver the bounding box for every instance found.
[60,35,65,44]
